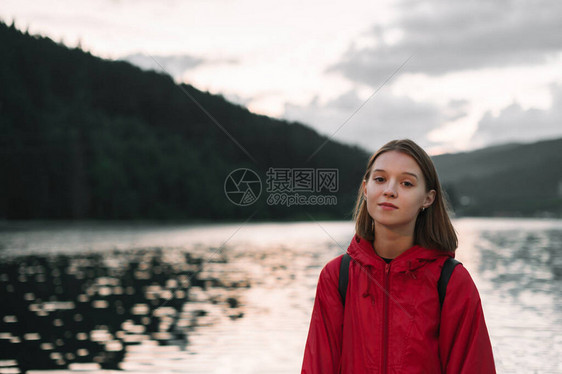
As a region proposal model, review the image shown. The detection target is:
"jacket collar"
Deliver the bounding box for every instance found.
[347,233,453,272]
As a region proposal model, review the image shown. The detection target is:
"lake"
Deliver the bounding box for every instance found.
[0,218,561,373]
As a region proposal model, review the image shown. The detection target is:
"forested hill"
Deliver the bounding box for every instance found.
[433,137,562,217]
[1,21,560,220]
[0,21,369,221]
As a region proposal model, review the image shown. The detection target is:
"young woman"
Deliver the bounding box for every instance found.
[301,139,495,373]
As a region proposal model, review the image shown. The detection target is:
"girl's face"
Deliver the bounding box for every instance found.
[363,151,436,235]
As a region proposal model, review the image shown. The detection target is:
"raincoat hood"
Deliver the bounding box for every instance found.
[348,233,453,272]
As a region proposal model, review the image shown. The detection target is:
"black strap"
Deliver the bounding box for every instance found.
[437,258,461,307]
[338,254,461,309]
[338,253,351,306]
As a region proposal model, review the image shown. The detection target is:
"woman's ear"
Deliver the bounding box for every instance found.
[423,189,436,208]
[363,179,367,198]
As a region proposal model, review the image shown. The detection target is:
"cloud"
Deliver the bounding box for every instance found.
[120,53,238,81]
[330,0,562,86]
[120,53,204,79]
[472,84,562,147]
[283,89,455,152]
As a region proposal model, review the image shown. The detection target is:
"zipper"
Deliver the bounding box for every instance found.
[382,263,391,374]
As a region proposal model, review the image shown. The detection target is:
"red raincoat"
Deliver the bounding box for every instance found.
[302,234,496,373]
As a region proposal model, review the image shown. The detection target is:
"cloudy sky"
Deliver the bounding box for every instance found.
[3,0,562,154]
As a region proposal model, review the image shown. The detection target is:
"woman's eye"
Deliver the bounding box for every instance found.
[373,177,385,183]
[403,181,414,187]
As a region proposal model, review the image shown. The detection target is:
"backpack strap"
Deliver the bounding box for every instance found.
[338,254,461,309]
[338,253,351,306]
[438,257,461,308]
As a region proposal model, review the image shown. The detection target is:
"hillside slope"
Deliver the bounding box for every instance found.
[433,138,562,217]
[0,21,369,220]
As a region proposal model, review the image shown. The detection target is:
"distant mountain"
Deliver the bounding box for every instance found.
[433,138,562,217]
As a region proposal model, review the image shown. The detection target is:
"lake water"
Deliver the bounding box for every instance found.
[0,218,561,373]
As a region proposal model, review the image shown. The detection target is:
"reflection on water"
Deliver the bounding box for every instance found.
[0,247,249,373]
[0,219,561,373]
[479,229,562,285]
[464,222,562,374]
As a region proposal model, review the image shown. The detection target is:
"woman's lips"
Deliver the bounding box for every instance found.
[378,202,398,210]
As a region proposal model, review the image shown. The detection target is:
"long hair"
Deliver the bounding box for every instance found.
[353,139,458,252]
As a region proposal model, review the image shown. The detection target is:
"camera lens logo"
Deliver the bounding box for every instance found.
[224,168,262,206]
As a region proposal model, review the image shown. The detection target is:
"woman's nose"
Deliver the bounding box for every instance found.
[383,182,397,198]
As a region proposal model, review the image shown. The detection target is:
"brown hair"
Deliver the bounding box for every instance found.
[353,139,458,252]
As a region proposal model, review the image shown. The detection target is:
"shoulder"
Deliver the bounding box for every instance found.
[318,254,345,285]
[447,263,482,303]
[449,263,477,288]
